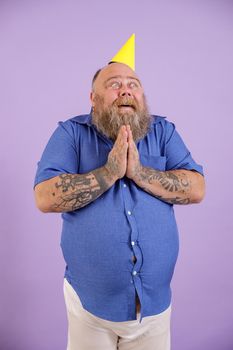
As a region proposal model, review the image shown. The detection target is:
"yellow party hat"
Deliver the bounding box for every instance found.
[110,34,135,71]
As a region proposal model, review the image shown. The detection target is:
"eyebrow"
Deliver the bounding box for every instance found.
[104,75,141,86]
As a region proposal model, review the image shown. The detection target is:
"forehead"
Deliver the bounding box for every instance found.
[96,63,141,87]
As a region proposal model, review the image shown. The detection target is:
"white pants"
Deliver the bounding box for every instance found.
[63,279,171,350]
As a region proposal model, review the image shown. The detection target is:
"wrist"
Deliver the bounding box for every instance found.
[103,164,119,184]
[127,163,144,182]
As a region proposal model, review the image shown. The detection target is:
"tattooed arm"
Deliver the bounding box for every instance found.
[35,168,114,212]
[126,126,205,205]
[130,167,204,204]
[34,126,128,213]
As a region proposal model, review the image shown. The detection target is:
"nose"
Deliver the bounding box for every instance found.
[119,87,132,97]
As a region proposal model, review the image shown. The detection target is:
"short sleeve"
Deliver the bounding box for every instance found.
[165,121,204,176]
[34,121,78,188]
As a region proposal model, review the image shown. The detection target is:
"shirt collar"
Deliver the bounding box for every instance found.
[70,113,92,126]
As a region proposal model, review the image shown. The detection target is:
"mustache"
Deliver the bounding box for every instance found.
[113,97,138,110]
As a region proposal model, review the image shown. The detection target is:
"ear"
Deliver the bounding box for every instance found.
[90,91,95,108]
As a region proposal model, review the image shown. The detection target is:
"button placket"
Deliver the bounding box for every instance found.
[120,179,133,222]
[120,178,143,315]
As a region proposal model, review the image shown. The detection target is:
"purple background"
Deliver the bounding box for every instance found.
[1,1,233,349]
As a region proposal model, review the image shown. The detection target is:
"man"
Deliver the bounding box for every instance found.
[34,62,205,350]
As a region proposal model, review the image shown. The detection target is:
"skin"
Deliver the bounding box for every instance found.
[90,62,144,113]
[34,63,205,213]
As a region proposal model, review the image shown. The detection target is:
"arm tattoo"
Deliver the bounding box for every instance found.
[156,195,190,205]
[138,168,190,192]
[52,169,110,212]
[140,186,190,205]
[136,167,191,205]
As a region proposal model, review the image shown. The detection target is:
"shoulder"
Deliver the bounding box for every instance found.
[55,113,91,137]
[68,114,92,125]
[150,114,176,136]
[151,114,175,127]
[61,114,91,128]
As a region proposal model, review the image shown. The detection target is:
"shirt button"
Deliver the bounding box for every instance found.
[123,184,127,188]
[132,270,137,276]
[131,241,135,246]
[127,211,132,215]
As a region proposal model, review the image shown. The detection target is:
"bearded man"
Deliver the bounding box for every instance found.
[34,62,205,350]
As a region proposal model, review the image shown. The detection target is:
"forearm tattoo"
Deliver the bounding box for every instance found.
[136,167,191,205]
[52,169,110,211]
[156,195,190,205]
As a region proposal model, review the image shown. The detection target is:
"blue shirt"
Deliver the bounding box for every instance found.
[34,113,203,322]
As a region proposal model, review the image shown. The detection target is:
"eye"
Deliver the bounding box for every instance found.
[110,81,121,89]
[129,81,139,89]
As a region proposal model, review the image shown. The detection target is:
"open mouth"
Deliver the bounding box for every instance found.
[118,104,135,110]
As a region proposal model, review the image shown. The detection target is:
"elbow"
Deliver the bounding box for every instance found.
[37,203,52,213]
[35,196,52,213]
[34,187,53,213]
[192,189,205,203]
[191,175,205,203]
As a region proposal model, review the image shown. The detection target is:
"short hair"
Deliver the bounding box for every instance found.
[91,62,116,90]
[91,68,102,90]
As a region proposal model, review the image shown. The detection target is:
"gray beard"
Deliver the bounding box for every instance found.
[92,95,152,142]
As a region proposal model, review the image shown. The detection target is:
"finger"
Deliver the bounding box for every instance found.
[127,127,135,149]
[116,126,127,141]
[115,126,128,147]
[120,125,128,140]
[125,124,130,140]
[127,125,133,142]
